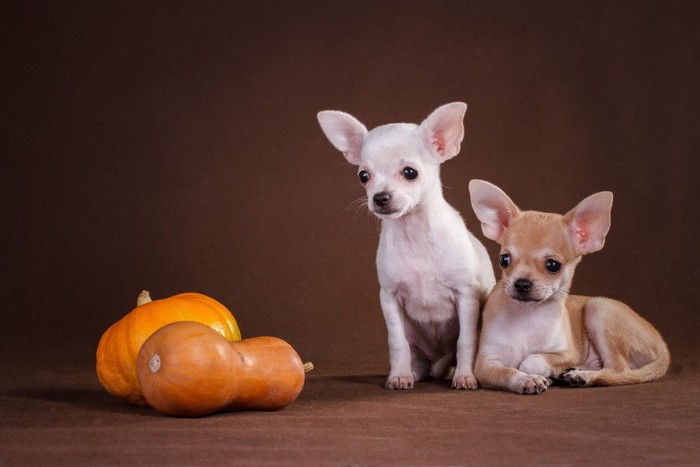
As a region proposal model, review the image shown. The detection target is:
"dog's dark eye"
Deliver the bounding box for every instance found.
[358,170,370,184]
[499,254,511,268]
[545,259,562,274]
[403,167,418,180]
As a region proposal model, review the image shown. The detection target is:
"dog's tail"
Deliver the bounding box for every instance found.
[593,342,671,386]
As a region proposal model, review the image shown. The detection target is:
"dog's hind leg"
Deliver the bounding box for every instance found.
[430,353,456,380]
[559,298,670,387]
[411,350,432,383]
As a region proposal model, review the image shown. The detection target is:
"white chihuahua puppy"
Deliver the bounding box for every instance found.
[317,103,495,389]
[470,179,670,395]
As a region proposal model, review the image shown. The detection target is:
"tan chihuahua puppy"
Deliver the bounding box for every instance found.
[469,179,670,395]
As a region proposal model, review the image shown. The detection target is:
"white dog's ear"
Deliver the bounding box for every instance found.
[564,191,613,255]
[419,102,467,162]
[317,110,367,166]
[469,179,520,243]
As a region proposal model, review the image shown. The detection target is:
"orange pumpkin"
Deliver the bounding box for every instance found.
[136,321,305,417]
[96,291,241,406]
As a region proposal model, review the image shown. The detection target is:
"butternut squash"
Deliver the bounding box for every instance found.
[136,321,305,417]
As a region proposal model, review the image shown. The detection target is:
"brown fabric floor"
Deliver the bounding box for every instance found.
[2,363,699,466]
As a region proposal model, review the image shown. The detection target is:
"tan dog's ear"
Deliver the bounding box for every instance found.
[419,102,467,162]
[469,180,520,243]
[564,191,613,255]
[317,110,368,166]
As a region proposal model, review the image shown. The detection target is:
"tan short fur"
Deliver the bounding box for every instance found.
[469,180,669,394]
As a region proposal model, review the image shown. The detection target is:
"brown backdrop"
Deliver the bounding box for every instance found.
[3,0,699,378]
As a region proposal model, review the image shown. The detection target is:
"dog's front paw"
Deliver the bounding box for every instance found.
[514,374,550,395]
[452,374,478,390]
[386,375,415,390]
[559,368,591,387]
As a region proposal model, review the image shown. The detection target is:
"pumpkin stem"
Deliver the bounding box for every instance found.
[137,290,153,307]
[303,362,314,373]
[148,353,161,373]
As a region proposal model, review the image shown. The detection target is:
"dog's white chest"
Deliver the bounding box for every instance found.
[376,215,471,323]
[487,302,569,365]
[389,250,457,322]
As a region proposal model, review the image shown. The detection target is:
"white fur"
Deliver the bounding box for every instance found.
[318,103,495,389]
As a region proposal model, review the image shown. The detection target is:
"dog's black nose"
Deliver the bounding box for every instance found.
[514,278,533,294]
[373,192,392,207]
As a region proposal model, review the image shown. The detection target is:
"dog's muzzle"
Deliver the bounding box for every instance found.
[371,191,400,216]
[373,191,392,207]
[512,278,537,302]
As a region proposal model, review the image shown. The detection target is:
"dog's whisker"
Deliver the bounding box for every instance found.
[553,291,570,302]
[346,196,369,219]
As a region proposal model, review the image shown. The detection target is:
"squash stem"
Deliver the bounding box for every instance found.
[137,290,153,307]
[303,362,314,373]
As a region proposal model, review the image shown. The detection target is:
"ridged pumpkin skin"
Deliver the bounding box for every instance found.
[136,321,305,417]
[96,293,241,406]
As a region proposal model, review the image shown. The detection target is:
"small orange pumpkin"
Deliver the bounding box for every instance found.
[136,321,305,417]
[96,291,241,406]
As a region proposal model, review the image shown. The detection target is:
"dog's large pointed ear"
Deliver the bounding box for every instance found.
[419,102,467,162]
[564,191,613,255]
[317,110,367,166]
[469,179,520,243]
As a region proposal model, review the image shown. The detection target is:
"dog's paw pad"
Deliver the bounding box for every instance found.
[559,369,590,387]
[516,374,550,395]
[385,375,414,390]
[452,374,478,390]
